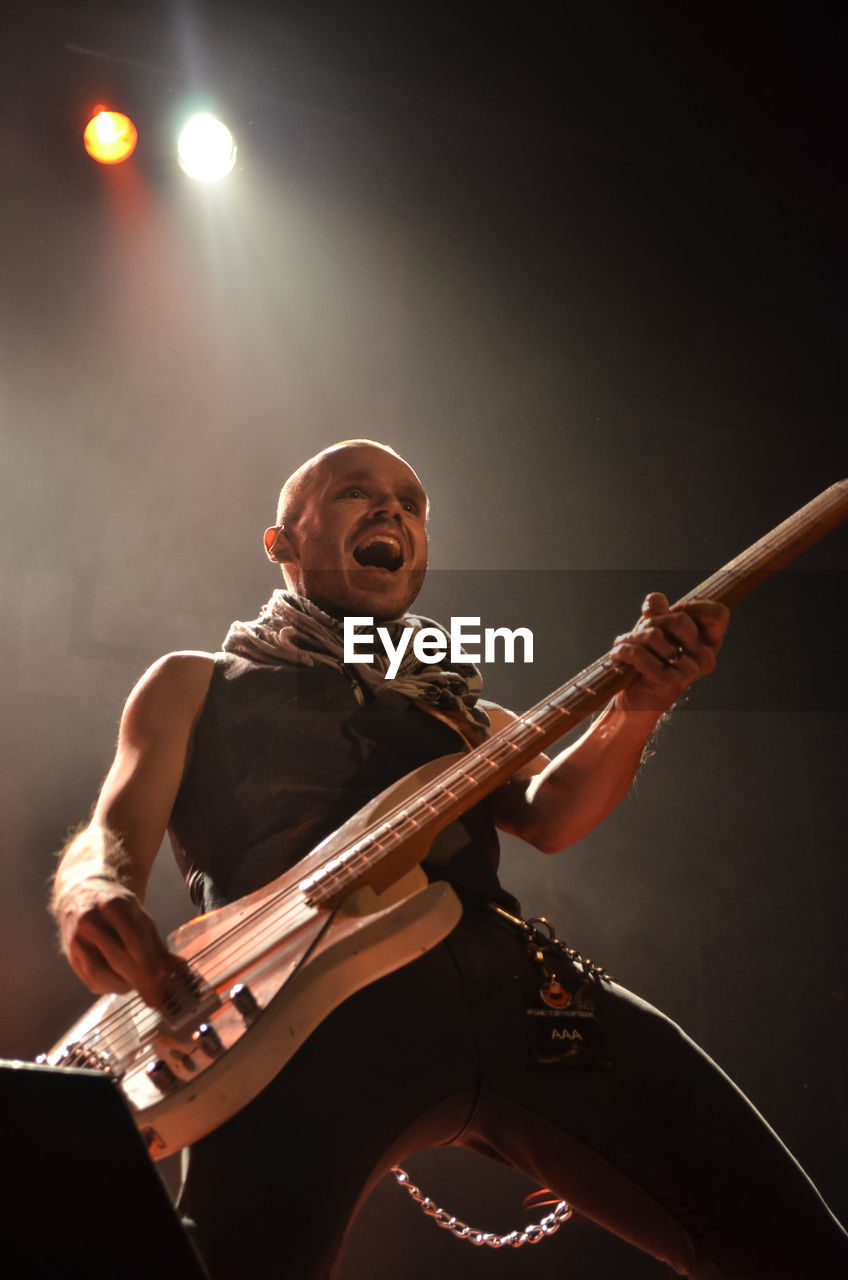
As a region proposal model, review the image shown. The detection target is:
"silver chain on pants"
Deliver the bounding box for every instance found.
[389,904,615,1248]
[390,1166,572,1248]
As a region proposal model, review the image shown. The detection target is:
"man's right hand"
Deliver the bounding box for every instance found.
[55,877,181,1008]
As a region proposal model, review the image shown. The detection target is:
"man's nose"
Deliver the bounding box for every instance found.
[370,491,404,519]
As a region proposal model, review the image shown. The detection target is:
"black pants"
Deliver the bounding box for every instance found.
[180,905,848,1278]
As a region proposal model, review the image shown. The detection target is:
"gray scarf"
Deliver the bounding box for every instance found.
[222,590,489,733]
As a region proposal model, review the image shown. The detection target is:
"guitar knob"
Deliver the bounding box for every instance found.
[192,1022,223,1059]
[146,1058,179,1094]
[230,983,260,1025]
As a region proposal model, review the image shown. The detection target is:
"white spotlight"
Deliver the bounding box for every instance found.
[177,113,237,182]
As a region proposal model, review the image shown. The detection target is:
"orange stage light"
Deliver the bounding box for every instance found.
[83,110,138,165]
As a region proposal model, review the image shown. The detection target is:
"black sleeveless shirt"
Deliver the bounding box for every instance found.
[168,652,513,913]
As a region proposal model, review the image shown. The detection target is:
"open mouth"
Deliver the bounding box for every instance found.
[352,534,404,572]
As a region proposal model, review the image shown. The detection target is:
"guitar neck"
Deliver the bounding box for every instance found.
[506,476,848,759]
[305,480,848,904]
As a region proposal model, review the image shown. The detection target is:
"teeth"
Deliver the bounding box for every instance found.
[357,535,401,551]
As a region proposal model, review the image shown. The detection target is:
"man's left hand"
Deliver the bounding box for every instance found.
[610,592,729,715]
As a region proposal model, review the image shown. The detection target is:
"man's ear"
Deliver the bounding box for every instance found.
[263,525,296,565]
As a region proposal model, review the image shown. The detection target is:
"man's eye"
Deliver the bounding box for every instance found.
[402,501,419,514]
[341,488,365,499]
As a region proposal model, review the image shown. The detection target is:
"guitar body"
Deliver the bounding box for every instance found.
[45,757,466,1160]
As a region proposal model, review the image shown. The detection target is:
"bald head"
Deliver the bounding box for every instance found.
[275,440,419,530]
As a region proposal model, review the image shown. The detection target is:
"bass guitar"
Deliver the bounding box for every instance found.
[42,480,848,1160]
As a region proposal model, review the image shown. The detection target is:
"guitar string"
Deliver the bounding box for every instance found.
[62,499,842,1065]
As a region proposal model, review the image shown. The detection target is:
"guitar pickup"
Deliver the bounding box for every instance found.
[157,962,221,1032]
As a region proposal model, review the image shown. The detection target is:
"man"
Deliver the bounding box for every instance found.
[52,441,848,1278]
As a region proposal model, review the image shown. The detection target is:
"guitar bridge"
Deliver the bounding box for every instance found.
[44,1039,123,1080]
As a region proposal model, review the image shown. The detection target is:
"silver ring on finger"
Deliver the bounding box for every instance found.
[664,642,686,667]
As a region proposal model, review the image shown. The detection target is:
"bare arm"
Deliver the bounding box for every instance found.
[51,652,214,1006]
[489,593,729,853]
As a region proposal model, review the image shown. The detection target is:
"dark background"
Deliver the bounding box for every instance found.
[1,2,845,1275]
